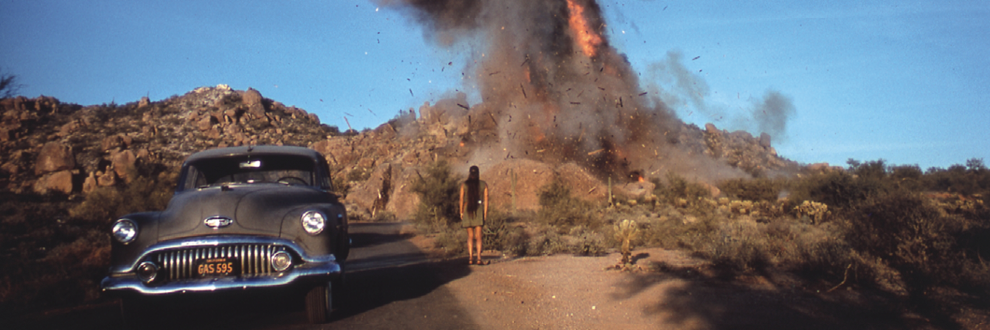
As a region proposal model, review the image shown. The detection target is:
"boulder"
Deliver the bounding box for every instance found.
[242,88,266,117]
[112,150,137,183]
[346,163,396,218]
[33,170,74,194]
[198,115,213,131]
[614,180,656,200]
[385,166,423,220]
[705,123,720,135]
[82,172,98,194]
[241,88,263,107]
[34,142,75,175]
[97,166,116,187]
[101,134,132,151]
[759,132,772,148]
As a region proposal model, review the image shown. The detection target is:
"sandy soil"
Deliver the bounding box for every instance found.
[419,241,988,330]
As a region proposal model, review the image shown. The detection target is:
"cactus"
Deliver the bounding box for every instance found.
[793,200,830,224]
[614,219,640,264]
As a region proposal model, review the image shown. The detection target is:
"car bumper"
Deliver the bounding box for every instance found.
[101,236,341,295]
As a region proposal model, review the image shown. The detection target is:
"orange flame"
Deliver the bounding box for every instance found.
[566,0,602,57]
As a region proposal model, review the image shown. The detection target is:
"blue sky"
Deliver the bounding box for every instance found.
[1,0,987,170]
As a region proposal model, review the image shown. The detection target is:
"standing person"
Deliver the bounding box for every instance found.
[459,166,488,265]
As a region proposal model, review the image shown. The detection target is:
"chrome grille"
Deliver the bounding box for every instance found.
[152,244,286,281]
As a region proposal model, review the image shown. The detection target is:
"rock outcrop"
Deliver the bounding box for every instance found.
[0,85,805,221]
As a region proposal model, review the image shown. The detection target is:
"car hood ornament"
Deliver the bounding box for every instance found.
[204,216,234,229]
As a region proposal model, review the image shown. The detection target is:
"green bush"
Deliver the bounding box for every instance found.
[433,225,467,257]
[786,169,888,212]
[524,224,567,256]
[410,159,462,233]
[568,225,608,256]
[842,191,965,293]
[718,177,781,202]
[537,178,593,228]
[482,210,511,252]
[654,172,712,209]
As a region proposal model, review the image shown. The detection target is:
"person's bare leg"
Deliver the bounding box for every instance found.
[466,228,475,264]
[474,226,483,264]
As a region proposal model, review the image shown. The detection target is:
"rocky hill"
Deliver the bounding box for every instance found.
[1,85,798,221]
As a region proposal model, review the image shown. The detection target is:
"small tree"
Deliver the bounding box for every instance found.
[410,159,462,233]
[1,69,22,99]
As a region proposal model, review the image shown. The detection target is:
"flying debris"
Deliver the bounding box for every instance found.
[692,56,700,60]
[638,92,648,96]
[409,88,414,96]
[457,103,470,110]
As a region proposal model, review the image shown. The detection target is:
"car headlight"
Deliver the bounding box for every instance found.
[301,211,326,235]
[112,219,138,244]
[271,250,292,272]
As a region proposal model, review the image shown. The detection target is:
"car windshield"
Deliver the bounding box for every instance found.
[180,155,315,190]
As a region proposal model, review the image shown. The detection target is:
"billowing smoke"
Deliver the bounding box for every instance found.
[751,91,795,141]
[379,0,770,182]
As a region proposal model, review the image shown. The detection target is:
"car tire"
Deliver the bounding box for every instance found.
[305,282,332,323]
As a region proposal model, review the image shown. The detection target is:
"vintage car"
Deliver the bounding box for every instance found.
[100,145,349,324]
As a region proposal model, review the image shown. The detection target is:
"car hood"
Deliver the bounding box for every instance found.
[157,183,331,242]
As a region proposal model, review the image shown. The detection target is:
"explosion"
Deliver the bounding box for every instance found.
[381,0,771,183]
[565,0,603,57]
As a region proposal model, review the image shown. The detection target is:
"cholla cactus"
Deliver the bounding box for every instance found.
[614,220,640,264]
[729,200,755,215]
[793,200,830,224]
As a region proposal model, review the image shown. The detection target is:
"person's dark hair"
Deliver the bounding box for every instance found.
[465,166,480,216]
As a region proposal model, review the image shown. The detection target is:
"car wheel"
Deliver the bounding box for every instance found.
[305,282,331,323]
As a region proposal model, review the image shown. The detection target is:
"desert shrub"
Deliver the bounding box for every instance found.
[655,172,712,210]
[433,225,467,257]
[890,164,924,191]
[923,162,988,196]
[523,224,567,256]
[537,177,593,228]
[568,225,607,256]
[718,177,781,202]
[786,169,889,212]
[751,200,786,220]
[410,159,462,233]
[70,171,176,224]
[346,167,372,182]
[701,221,770,274]
[0,191,110,315]
[482,210,512,252]
[330,165,350,198]
[792,238,855,280]
[500,223,531,257]
[842,191,970,295]
[370,210,396,222]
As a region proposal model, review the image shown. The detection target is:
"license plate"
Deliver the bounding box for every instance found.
[195,258,240,277]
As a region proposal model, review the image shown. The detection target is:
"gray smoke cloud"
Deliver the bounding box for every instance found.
[751,91,795,141]
[378,0,777,182]
[649,51,795,141]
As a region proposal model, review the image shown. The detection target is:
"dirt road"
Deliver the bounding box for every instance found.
[10,221,954,329]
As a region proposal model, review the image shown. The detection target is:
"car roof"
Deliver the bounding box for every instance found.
[183,145,324,164]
